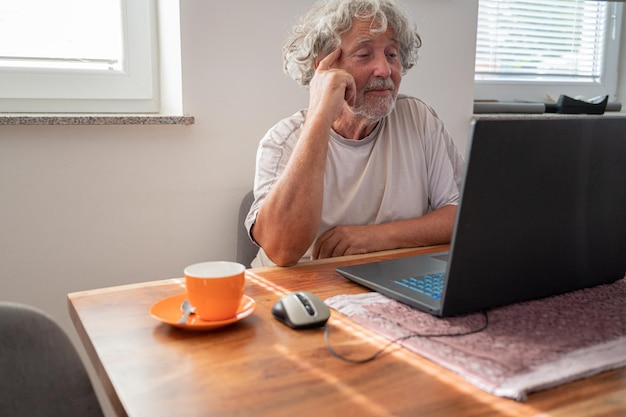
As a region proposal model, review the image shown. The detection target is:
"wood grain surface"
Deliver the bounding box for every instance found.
[68,246,626,417]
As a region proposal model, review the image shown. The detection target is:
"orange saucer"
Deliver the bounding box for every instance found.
[150,293,256,330]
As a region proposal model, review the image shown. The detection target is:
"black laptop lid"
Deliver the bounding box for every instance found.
[441,117,626,316]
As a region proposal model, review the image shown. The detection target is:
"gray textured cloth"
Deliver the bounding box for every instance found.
[326,277,626,400]
[0,302,103,417]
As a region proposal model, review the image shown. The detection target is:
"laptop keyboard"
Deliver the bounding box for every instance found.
[393,272,446,299]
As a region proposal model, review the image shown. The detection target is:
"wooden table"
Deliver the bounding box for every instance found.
[68,246,626,417]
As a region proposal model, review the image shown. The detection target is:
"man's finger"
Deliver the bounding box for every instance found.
[344,79,356,106]
[316,47,341,70]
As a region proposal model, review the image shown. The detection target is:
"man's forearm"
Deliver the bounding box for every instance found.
[252,119,332,266]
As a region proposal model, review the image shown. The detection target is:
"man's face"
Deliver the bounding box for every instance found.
[335,18,403,121]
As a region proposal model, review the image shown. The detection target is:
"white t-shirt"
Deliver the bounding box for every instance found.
[245,95,465,267]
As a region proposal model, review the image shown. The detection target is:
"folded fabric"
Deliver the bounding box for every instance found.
[325,278,626,400]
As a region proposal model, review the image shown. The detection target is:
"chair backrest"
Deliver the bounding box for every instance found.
[237,190,258,268]
[0,302,104,417]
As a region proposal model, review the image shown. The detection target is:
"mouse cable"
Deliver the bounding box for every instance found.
[323,310,489,364]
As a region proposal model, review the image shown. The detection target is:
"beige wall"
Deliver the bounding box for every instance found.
[617,4,626,104]
[0,0,478,329]
[0,1,474,415]
[4,1,626,415]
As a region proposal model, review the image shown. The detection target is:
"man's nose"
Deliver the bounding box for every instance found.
[372,54,392,78]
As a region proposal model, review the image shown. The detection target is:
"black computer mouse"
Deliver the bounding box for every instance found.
[271,291,331,329]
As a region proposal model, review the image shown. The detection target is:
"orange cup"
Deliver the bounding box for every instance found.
[184,261,245,321]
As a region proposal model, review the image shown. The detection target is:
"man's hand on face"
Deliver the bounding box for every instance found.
[308,47,356,125]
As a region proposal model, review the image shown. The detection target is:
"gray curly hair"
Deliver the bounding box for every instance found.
[283,0,422,86]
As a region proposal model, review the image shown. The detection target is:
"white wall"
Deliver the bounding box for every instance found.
[617,7,626,104]
[4,1,626,415]
[0,1,474,415]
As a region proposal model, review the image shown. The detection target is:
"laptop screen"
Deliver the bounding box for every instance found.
[337,116,626,317]
[441,116,626,315]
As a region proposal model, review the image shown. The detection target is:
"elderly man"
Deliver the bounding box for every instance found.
[245,0,464,267]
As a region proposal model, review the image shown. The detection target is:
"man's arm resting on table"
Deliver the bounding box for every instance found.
[313,204,457,260]
[251,49,357,268]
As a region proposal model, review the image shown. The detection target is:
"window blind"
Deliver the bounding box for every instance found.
[475,0,608,81]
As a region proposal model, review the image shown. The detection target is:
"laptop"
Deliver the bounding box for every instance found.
[336,117,626,317]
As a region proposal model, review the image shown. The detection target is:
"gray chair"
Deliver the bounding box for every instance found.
[0,301,104,417]
[237,190,258,268]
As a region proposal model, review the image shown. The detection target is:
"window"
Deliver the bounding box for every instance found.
[475,0,623,102]
[0,0,158,113]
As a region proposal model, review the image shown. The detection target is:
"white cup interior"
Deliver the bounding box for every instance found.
[184,261,245,279]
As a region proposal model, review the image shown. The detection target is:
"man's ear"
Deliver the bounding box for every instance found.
[314,57,320,70]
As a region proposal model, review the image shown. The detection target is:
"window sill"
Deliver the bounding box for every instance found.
[0,114,195,126]
[473,112,626,121]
